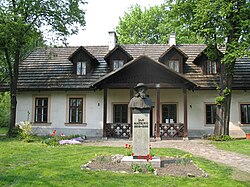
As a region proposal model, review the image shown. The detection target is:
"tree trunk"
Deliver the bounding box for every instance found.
[214,62,234,136]
[7,49,20,137]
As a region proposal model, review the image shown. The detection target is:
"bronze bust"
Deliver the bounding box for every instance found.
[128,83,153,109]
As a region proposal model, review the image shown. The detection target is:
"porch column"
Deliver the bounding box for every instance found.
[103,88,107,137]
[156,84,161,140]
[129,87,134,138]
[183,88,188,139]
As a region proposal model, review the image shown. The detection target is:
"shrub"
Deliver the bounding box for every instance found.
[131,164,142,173]
[16,121,33,142]
[0,92,10,127]
[208,135,233,141]
[145,163,155,173]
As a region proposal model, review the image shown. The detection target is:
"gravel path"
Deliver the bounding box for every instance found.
[83,139,250,173]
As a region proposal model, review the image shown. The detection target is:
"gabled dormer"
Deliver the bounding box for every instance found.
[104,45,133,71]
[193,48,223,75]
[159,45,188,73]
[68,46,99,76]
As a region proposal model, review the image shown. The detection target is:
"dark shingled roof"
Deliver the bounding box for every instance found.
[16,44,250,91]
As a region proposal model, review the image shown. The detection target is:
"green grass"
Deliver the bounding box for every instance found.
[211,139,250,156]
[0,127,8,135]
[0,137,249,187]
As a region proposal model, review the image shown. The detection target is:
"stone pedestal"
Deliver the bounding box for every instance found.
[132,109,150,157]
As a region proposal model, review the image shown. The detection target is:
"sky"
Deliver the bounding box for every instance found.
[66,0,164,46]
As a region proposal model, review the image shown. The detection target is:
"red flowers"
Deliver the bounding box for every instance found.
[125,144,131,149]
[51,130,56,137]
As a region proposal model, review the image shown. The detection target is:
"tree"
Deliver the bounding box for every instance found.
[0,0,87,136]
[116,4,203,44]
[167,0,250,135]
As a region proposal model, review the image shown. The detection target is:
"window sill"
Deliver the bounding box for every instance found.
[32,122,52,126]
[64,123,87,127]
[239,123,250,127]
[204,124,215,127]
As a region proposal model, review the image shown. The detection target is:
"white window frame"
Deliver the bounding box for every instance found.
[205,103,216,125]
[65,95,86,126]
[206,60,217,74]
[113,60,124,70]
[240,103,250,124]
[32,95,51,125]
[168,60,179,72]
[77,61,87,75]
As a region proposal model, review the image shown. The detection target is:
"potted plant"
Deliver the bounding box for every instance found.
[246,132,250,140]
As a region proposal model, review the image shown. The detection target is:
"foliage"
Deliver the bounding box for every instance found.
[208,135,233,141]
[125,143,132,156]
[0,92,10,127]
[0,0,87,136]
[175,153,193,165]
[0,127,8,134]
[167,0,250,136]
[131,163,142,173]
[116,4,203,44]
[42,133,85,146]
[15,120,33,142]
[145,163,155,174]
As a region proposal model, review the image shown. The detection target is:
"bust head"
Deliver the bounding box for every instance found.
[134,83,148,98]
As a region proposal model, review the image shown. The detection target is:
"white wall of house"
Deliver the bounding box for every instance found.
[16,90,103,137]
[188,90,217,136]
[16,89,250,138]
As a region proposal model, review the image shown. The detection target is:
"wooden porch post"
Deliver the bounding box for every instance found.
[103,88,107,137]
[156,84,161,140]
[183,88,188,139]
[129,87,133,139]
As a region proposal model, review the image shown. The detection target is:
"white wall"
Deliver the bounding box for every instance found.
[16,90,103,136]
[16,89,250,137]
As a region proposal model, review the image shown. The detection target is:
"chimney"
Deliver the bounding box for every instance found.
[169,33,176,46]
[108,31,117,50]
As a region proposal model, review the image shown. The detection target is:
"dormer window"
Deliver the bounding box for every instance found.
[168,60,180,72]
[206,60,217,74]
[104,45,133,72]
[77,62,87,75]
[68,46,99,76]
[113,60,124,70]
[159,45,188,74]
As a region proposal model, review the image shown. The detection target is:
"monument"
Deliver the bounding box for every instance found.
[121,83,161,167]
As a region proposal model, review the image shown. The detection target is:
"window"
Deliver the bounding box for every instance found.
[206,104,216,124]
[35,98,48,123]
[77,62,86,75]
[69,98,83,123]
[113,104,128,123]
[240,104,250,124]
[162,104,177,123]
[113,60,124,70]
[206,60,217,74]
[168,60,179,72]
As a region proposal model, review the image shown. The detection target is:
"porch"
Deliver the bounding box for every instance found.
[92,56,196,140]
[105,122,184,139]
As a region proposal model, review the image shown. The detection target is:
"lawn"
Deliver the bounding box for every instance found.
[211,139,250,156]
[0,137,249,187]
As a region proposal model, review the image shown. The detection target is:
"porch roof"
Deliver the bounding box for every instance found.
[92,55,197,90]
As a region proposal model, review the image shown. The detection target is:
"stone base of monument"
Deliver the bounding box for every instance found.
[121,156,161,168]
